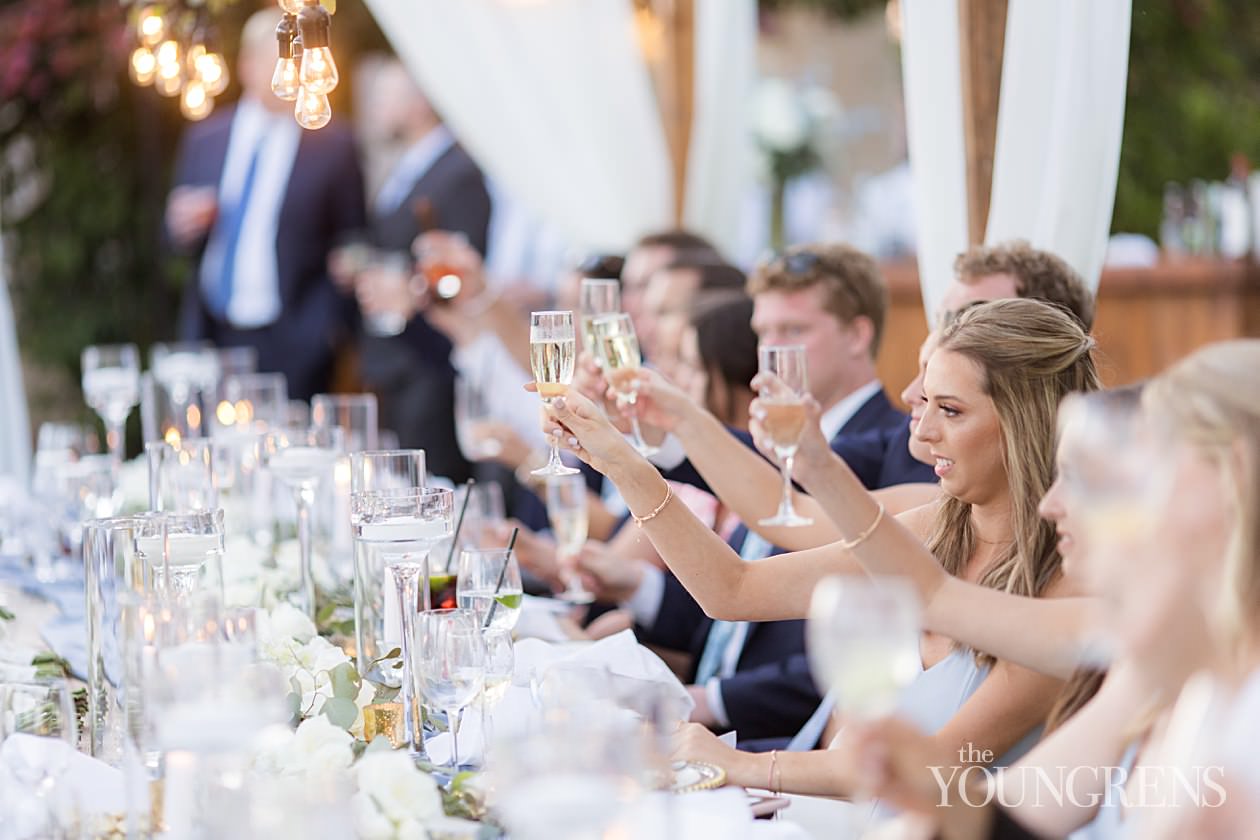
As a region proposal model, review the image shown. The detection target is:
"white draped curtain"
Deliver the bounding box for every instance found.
[361,0,754,256]
[0,226,31,484]
[902,0,1133,322]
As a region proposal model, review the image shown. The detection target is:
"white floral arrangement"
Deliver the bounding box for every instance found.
[751,76,839,183]
[251,716,445,840]
[256,603,378,738]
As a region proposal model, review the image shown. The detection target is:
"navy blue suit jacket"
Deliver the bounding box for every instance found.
[171,105,366,401]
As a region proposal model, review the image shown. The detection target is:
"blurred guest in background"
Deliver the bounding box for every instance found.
[350,57,491,482]
[165,9,365,401]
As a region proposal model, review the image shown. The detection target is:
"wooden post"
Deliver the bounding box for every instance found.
[957,0,1008,245]
[649,0,695,225]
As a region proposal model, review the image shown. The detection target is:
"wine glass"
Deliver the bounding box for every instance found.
[529,310,580,477]
[457,548,523,632]
[146,436,216,512]
[262,426,344,619]
[545,473,592,604]
[311,393,379,452]
[479,627,514,751]
[591,313,657,456]
[417,608,485,771]
[807,575,921,722]
[757,344,813,527]
[454,376,503,461]
[82,343,141,465]
[0,678,79,838]
[579,278,621,360]
[353,487,454,756]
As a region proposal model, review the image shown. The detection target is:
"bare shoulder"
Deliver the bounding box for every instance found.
[893,499,942,542]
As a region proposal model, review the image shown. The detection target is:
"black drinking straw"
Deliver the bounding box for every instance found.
[483,527,520,630]
[443,478,476,573]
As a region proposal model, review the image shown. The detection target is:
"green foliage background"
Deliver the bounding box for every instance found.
[2,0,1258,415]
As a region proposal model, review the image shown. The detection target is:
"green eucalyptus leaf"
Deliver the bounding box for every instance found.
[322,696,358,730]
[285,691,302,721]
[330,662,359,700]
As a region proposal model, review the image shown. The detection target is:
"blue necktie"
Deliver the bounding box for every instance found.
[788,690,837,751]
[208,142,263,319]
[693,529,773,683]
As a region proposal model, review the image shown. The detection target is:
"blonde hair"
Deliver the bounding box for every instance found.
[930,299,1101,666]
[1141,340,1260,663]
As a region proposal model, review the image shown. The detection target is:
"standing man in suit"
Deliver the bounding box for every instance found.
[351,59,491,482]
[165,9,366,402]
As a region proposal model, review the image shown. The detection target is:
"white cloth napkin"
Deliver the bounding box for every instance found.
[513,595,573,642]
[0,733,127,814]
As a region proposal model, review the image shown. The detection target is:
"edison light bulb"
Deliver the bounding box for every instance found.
[137,6,165,47]
[294,87,332,130]
[278,0,303,13]
[129,46,157,86]
[271,56,301,100]
[299,46,338,95]
[197,52,229,96]
[180,79,214,121]
[154,39,182,97]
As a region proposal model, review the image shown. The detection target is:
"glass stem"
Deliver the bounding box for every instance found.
[779,454,795,515]
[391,565,426,758]
[545,433,565,470]
[295,488,316,619]
[447,706,461,768]
[106,419,125,466]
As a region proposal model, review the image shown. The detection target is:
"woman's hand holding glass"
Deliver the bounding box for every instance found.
[748,372,831,471]
[538,387,640,479]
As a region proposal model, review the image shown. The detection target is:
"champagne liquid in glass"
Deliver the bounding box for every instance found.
[760,400,808,455]
[530,339,576,401]
[549,508,588,557]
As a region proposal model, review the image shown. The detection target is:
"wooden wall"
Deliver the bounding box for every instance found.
[874,259,1260,405]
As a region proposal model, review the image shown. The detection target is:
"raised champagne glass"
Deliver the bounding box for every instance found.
[579,278,621,361]
[82,343,141,466]
[757,344,813,527]
[529,310,580,477]
[545,473,592,604]
[591,313,658,456]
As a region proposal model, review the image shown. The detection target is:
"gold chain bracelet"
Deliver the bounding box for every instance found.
[837,502,886,550]
[631,482,674,527]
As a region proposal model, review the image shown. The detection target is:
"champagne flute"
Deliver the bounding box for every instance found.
[417,608,485,771]
[579,278,621,360]
[529,311,580,477]
[591,313,657,456]
[82,343,141,465]
[479,627,514,749]
[757,344,813,527]
[545,473,592,604]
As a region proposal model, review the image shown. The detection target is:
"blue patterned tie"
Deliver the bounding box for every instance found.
[787,690,837,751]
[693,529,773,683]
[207,142,263,319]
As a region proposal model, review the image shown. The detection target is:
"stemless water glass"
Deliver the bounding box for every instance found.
[146,437,216,513]
[545,473,592,604]
[591,313,657,456]
[353,488,454,755]
[417,608,485,771]
[215,346,258,379]
[579,278,621,359]
[529,310,579,477]
[261,427,344,618]
[457,548,523,632]
[757,344,813,527]
[82,343,141,465]
[478,628,514,750]
[213,372,288,434]
[148,342,221,442]
[311,393,379,452]
[0,677,79,839]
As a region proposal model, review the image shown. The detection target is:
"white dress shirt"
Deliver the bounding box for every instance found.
[373,125,455,217]
[200,98,300,329]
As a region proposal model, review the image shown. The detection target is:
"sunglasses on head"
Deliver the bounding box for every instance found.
[761,250,823,275]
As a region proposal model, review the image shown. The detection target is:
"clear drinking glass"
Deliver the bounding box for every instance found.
[0,677,79,838]
[545,473,592,604]
[82,343,141,465]
[416,608,485,770]
[352,487,454,755]
[529,310,580,477]
[579,278,621,360]
[213,372,288,433]
[454,376,503,461]
[757,344,813,527]
[53,454,119,563]
[362,251,413,337]
[457,548,523,632]
[148,342,221,441]
[311,392,379,452]
[146,436,216,512]
[215,346,258,379]
[261,427,344,618]
[349,449,426,494]
[591,313,657,456]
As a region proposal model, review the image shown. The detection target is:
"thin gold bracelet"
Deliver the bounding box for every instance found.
[837,503,886,550]
[631,482,673,527]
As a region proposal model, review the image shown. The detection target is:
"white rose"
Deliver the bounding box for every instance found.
[285,715,355,776]
[267,603,317,644]
[753,77,809,152]
[353,751,443,827]
[351,791,396,840]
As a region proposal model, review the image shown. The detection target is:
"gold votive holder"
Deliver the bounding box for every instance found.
[363,702,406,749]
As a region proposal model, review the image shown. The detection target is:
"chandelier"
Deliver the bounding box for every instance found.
[125,1,231,121]
[271,0,340,130]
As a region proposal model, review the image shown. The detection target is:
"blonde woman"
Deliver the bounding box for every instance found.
[543,299,1098,800]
